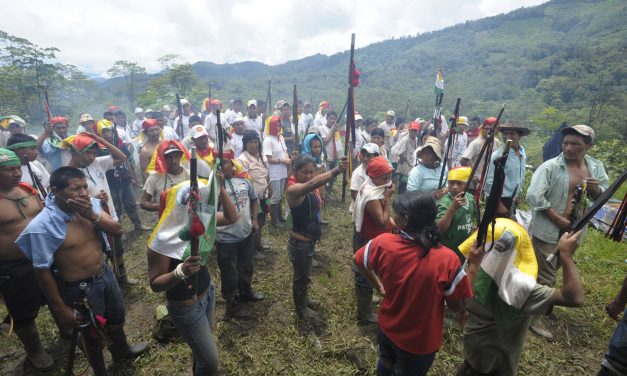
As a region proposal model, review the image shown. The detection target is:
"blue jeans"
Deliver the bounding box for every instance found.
[168,285,218,376]
[59,266,125,326]
[376,327,436,376]
[601,307,627,376]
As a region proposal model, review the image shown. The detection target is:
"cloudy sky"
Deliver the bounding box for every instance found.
[2,0,546,76]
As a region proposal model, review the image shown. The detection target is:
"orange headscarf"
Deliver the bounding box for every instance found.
[146,140,190,174]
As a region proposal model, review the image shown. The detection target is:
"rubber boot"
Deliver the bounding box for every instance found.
[278,200,287,223]
[117,258,138,285]
[106,324,148,362]
[225,296,251,320]
[128,210,150,231]
[13,324,55,371]
[83,340,108,376]
[529,316,554,339]
[270,204,285,228]
[356,285,377,325]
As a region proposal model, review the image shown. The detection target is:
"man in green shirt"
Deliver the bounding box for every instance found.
[526,124,608,338]
[437,167,476,260]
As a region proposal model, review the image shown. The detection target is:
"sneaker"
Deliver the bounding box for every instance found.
[118,276,139,286]
[253,251,267,260]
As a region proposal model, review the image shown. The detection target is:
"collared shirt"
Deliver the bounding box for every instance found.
[484,144,527,199]
[526,153,609,244]
[462,137,502,180]
[41,138,72,171]
[16,193,103,269]
[407,163,448,194]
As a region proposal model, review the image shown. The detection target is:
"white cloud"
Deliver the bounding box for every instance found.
[1,0,547,76]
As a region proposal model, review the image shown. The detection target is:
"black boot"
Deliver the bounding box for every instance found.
[82,339,108,376]
[225,296,251,320]
[106,324,148,362]
[355,285,377,325]
[13,324,55,371]
[117,258,138,285]
[270,204,285,228]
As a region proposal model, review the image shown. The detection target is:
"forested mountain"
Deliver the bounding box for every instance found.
[1,0,625,139]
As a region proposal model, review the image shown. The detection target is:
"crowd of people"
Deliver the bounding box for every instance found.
[0,95,623,376]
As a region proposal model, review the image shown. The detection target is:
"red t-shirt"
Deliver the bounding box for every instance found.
[355,232,472,355]
[360,205,393,242]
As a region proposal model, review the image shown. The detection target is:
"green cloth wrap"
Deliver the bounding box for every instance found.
[6,141,37,150]
[0,148,21,167]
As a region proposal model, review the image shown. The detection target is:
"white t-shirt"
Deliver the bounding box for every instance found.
[173,115,191,138]
[318,125,343,162]
[142,169,190,198]
[244,116,263,137]
[80,155,117,220]
[298,113,314,138]
[232,133,244,158]
[204,112,226,143]
[21,161,51,191]
[262,135,288,181]
[162,126,179,141]
[131,119,144,138]
[350,164,367,192]
[115,126,134,144]
[313,113,327,129]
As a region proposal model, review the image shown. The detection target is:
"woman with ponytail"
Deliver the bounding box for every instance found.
[355,191,473,376]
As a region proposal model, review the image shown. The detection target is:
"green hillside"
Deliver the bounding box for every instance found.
[1,0,625,139]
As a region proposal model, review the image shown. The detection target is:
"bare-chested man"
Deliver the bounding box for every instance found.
[139,118,162,183]
[0,148,54,371]
[16,167,147,376]
[526,124,608,339]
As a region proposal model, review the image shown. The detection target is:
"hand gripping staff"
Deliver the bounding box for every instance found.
[462,104,506,195]
[546,169,627,262]
[187,147,203,296]
[475,139,512,249]
[438,97,461,190]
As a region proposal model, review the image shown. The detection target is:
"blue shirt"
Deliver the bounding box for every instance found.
[407,163,448,193]
[484,144,526,199]
[16,193,104,269]
[41,138,71,171]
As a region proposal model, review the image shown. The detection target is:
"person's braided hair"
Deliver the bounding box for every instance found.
[392,192,441,258]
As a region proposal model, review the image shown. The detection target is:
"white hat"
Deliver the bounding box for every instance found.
[247,99,257,107]
[231,114,245,124]
[180,99,190,106]
[79,113,94,123]
[361,143,380,155]
[190,125,209,139]
[7,115,26,127]
[134,107,144,114]
[355,112,363,121]
[561,124,595,141]
[386,110,395,117]
[162,105,171,112]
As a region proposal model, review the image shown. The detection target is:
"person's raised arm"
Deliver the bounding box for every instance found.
[67,196,122,235]
[364,185,394,229]
[287,157,348,203]
[87,132,127,164]
[322,124,338,146]
[147,249,201,293]
[37,123,52,152]
[553,230,585,307]
[437,193,466,232]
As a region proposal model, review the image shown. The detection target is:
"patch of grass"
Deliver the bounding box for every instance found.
[1,183,624,375]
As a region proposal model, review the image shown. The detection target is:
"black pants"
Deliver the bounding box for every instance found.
[0,259,45,327]
[287,236,315,316]
[216,235,254,299]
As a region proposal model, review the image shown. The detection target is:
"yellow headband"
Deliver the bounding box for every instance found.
[448,167,471,182]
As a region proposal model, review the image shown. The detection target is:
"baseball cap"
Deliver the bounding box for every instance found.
[180,98,190,106]
[162,105,171,112]
[561,124,595,141]
[80,113,94,123]
[163,145,183,155]
[247,100,257,107]
[134,107,144,114]
[355,112,363,121]
[190,125,209,139]
[386,110,395,117]
[361,143,380,155]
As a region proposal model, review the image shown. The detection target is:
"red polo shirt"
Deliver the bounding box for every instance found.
[355,232,472,355]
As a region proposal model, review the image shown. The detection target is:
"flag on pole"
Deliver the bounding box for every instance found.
[458,218,538,328]
[147,164,218,265]
[434,68,444,96]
